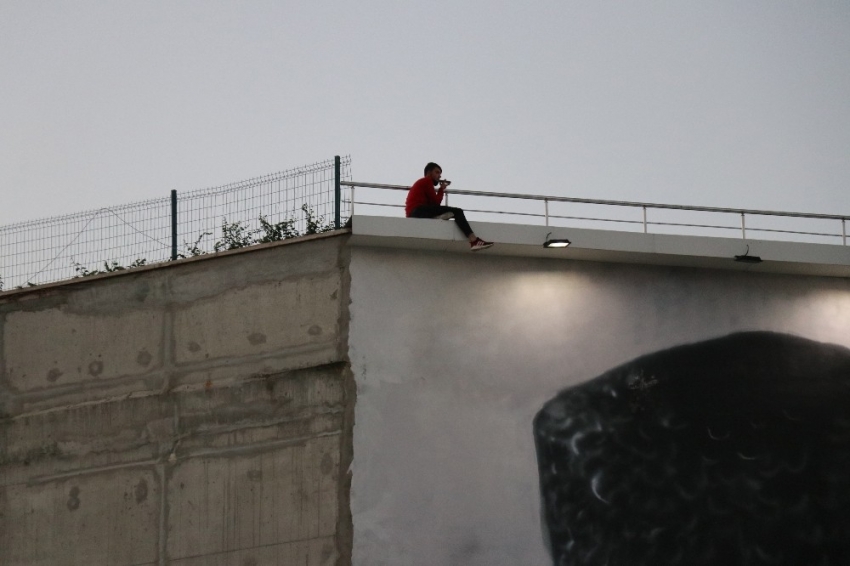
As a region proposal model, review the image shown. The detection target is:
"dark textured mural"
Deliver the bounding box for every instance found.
[534,332,850,566]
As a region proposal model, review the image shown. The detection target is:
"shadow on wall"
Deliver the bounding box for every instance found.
[534,332,850,566]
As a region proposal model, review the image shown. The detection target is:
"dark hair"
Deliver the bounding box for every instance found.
[424,162,441,175]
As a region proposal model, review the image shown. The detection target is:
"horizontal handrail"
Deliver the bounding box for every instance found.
[350,200,843,238]
[340,181,849,222]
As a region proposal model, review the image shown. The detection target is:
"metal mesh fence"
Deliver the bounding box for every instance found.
[0,156,351,290]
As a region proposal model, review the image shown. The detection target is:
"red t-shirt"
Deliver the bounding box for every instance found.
[405,176,445,217]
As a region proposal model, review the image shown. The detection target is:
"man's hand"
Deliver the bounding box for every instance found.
[439,180,451,189]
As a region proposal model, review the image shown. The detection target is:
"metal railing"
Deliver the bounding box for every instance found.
[342,181,849,246]
[4,172,845,291]
[0,156,352,290]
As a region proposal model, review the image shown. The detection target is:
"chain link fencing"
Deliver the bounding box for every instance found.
[0,156,351,290]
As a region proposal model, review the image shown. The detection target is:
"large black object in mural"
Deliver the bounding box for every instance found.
[534,331,850,566]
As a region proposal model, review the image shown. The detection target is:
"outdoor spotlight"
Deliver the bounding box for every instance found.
[734,254,762,264]
[543,232,571,248]
[734,245,762,264]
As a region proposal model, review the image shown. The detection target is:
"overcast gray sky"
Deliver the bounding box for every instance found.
[1,1,848,226]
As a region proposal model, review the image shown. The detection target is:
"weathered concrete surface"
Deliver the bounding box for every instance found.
[167,437,340,562]
[5,307,164,391]
[1,469,160,566]
[173,274,340,365]
[0,233,354,566]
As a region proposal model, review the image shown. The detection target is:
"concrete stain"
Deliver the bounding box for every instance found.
[67,487,81,511]
[46,368,63,382]
[247,332,267,345]
[134,478,148,503]
[136,349,152,366]
[88,360,104,377]
[308,325,323,336]
[187,341,202,352]
[133,283,150,303]
[454,536,482,561]
[320,453,334,475]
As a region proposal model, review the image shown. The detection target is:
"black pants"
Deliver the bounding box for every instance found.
[410,205,473,238]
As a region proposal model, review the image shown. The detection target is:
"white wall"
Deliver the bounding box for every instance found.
[348,246,850,565]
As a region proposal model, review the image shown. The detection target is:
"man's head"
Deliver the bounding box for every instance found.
[424,162,442,185]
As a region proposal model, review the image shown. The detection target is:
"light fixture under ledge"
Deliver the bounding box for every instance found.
[734,245,762,264]
[734,254,762,264]
[543,232,571,248]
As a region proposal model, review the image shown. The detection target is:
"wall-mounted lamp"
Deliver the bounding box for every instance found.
[543,232,571,248]
[734,245,762,264]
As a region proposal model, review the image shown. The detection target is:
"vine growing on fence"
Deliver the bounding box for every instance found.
[1,205,339,289]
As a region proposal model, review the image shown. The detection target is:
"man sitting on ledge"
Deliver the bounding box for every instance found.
[405,162,494,251]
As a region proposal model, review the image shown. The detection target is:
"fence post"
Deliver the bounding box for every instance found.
[643,206,647,233]
[843,218,847,246]
[334,156,341,229]
[741,213,746,240]
[544,199,549,226]
[170,190,177,261]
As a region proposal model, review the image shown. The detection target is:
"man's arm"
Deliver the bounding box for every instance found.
[435,184,445,205]
[435,180,450,204]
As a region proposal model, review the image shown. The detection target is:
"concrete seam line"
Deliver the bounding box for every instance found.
[26,457,158,485]
[169,534,339,563]
[184,430,342,460]
[24,430,343,485]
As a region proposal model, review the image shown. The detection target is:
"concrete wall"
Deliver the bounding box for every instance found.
[347,245,850,565]
[7,213,850,565]
[0,233,354,566]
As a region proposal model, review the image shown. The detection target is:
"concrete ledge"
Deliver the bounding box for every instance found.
[0,229,351,302]
[348,215,850,278]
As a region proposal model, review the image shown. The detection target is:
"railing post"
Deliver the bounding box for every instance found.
[334,156,341,229]
[544,199,549,226]
[741,213,746,240]
[170,190,177,261]
[642,206,647,233]
[843,218,847,246]
[351,186,355,218]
